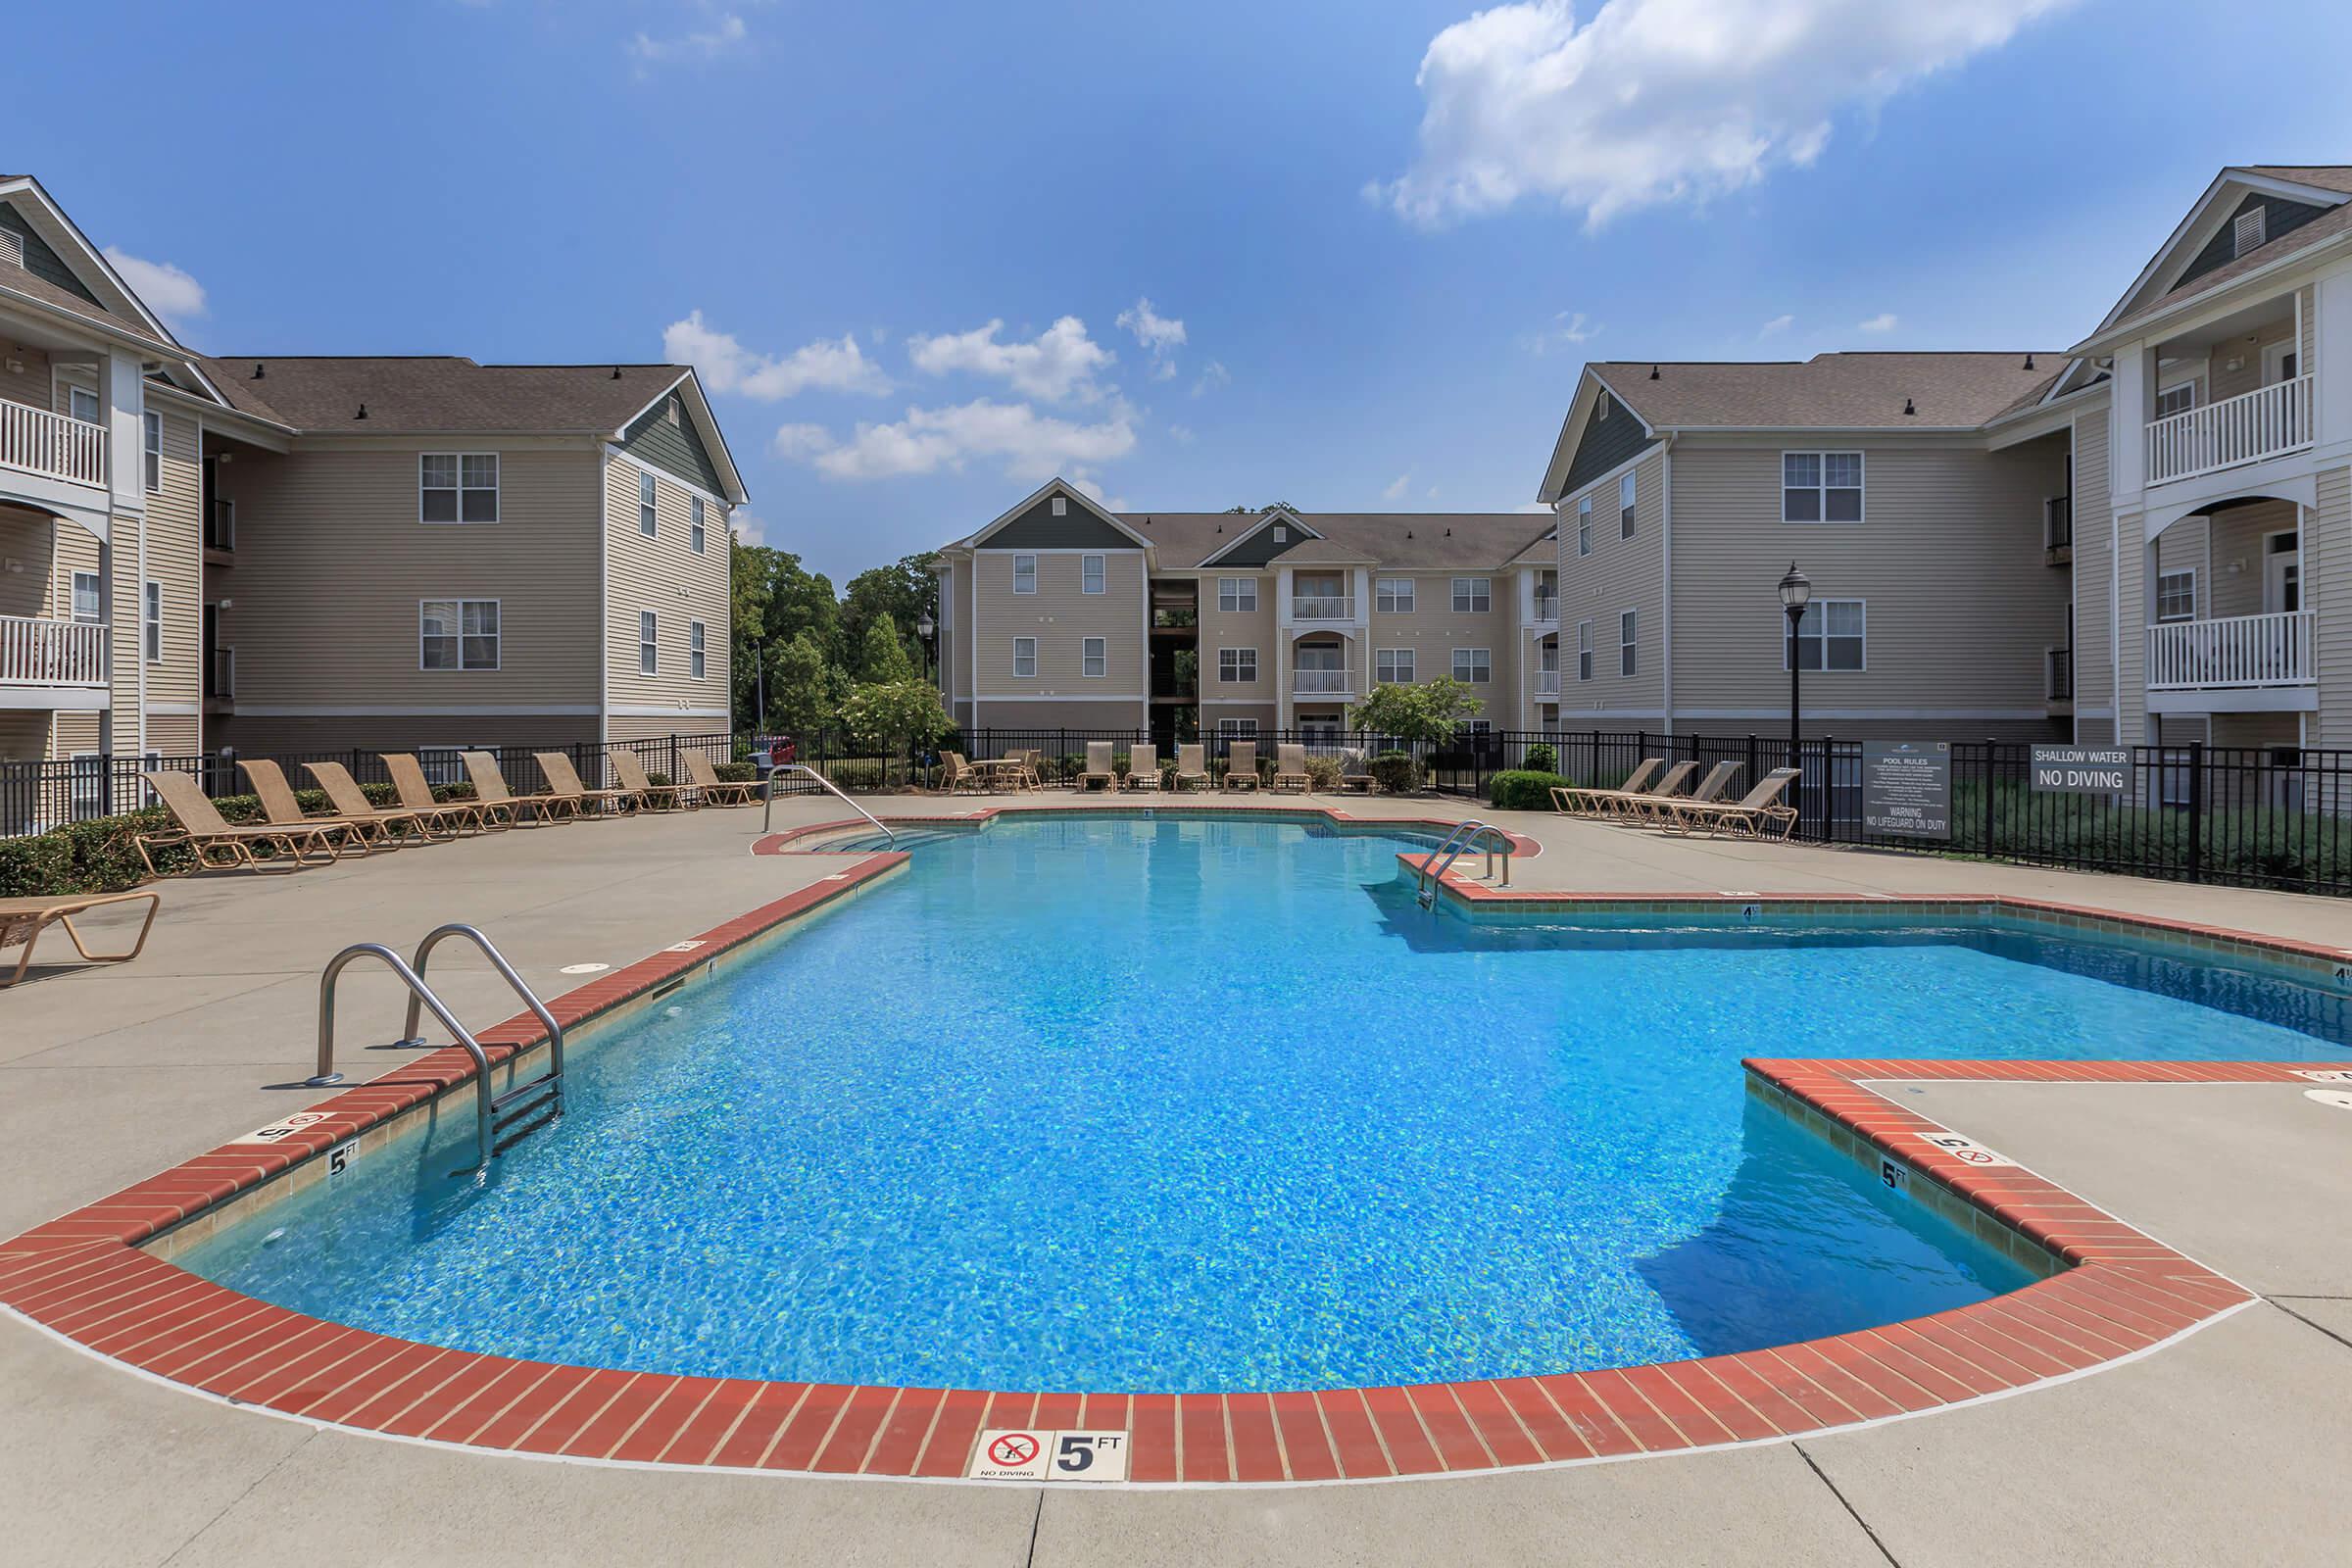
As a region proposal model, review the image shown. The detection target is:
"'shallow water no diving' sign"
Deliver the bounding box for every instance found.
[1861,741,1951,840]
[2031,746,2131,797]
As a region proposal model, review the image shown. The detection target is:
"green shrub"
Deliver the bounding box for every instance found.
[713,760,758,783]
[1523,743,1557,775]
[1487,769,1574,812]
[1367,751,1420,794]
[1303,755,1344,792]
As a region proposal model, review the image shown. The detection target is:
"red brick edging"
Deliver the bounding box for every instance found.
[2,874,2338,1486]
[751,799,1544,861]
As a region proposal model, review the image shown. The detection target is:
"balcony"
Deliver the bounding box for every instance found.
[1293,667,1352,695]
[0,614,107,690]
[1532,590,1559,624]
[205,498,236,555]
[1291,595,1353,622]
[2044,496,2071,565]
[1534,670,1561,696]
[2047,647,2072,704]
[0,402,107,489]
[205,646,235,705]
[2146,611,2315,709]
[2145,374,2312,486]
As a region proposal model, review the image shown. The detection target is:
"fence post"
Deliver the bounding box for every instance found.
[1983,738,1999,857]
[216,745,235,799]
[2185,738,2205,882]
[1746,734,1758,795]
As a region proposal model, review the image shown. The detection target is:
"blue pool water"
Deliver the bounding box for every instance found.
[183,815,2346,1393]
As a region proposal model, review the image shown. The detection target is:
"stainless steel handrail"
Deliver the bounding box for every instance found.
[399,924,564,1094]
[760,761,897,845]
[312,943,497,1180]
[1415,818,1512,906]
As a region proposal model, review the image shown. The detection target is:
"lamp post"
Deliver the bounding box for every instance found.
[1778,561,1811,767]
[915,610,937,682]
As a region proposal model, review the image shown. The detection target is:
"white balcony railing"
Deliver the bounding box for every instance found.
[2146,610,2315,690]
[1293,667,1352,694]
[1292,595,1354,621]
[2145,374,2313,485]
[1532,591,1559,624]
[0,402,108,488]
[1534,670,1561,695]
[0,614,108,686]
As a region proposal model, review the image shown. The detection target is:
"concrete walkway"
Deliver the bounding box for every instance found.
[3,792,2348,1565]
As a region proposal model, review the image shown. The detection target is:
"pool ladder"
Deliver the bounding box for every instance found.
[311,924,565,1182]
[1415,819,1511,908]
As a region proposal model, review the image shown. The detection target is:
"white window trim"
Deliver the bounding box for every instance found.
[1011,635,1037,677]
[142,580,161,663]
[1082,635,1107,677]
[1219,646,1258,683]
[68,385,100,424]
[418,598,501,671]
[1619,609,1638,677]
[689,618,707,679]
[1577,618,1593,682]
[70,569,102,623]
[2261,338,2299,386]
[690,495,707,554]
[1082,554,1106,594]
[637,469,658,538]
[1012,554,1038,595]
[1216,716,1259,738]
[1217,576,1258,612]
[1779,597,1869,672]
[420,452,500,525]
[638,609,660,675]
[1375,577,1415,613]
[1781,450,1866,524]
[1375,647,1415,684]
[141,410,162,494]
[1450,576,1492,613]
[2154,380,2198,418]
[2155,568,2197,623]
[1618,470,1636,539]
[1450,647,1492,683]
[1576,495,1592,557]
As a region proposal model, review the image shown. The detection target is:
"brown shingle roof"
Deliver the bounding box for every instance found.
[1119,512,1554,569]
[0,268,178,356]
[194,356,688,434]
[1594,353,2061,431]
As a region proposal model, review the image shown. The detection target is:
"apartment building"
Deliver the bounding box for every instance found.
[1544,164,2352,760]
[0,175,745,799]
[932,481,1559,746]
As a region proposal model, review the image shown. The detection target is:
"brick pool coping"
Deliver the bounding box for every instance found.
[751,799,1545,861]
[2,850,2344,1486]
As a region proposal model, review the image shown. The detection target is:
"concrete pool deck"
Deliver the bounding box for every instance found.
[2,791,2349,1565]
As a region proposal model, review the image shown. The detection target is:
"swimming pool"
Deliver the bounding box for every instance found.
[179,812,2344,1396]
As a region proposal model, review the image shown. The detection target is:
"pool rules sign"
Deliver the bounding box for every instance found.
[1861,741,1951,840]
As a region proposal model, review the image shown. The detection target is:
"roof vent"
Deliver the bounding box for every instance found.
[1445,527,1452,536]
[2233,207,2267,258]
[0,230,22,270]
[1405,530,1414,539]
[1649,365,1660,380]
[354,403,368,420]
[1902,397,1916,416]
[612,366,623,379]
[252,363,265,379]
[2023,353,2035,370]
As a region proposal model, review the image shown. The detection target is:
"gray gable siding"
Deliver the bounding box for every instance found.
[2175,193,2333,290]
[618,390,723,494]
[985,493,1136,550]
[1562,387,1658,497]
[1211,520,1306,568]
[0,202,102,305]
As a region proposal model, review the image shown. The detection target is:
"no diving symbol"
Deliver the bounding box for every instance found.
[987,1433,1040,1469]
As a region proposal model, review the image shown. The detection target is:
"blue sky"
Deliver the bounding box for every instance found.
[15,1,2352,579]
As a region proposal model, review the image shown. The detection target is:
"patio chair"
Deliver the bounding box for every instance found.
[536,752,635,817]
[1565,760,1691,820]
[1172,743,1210,791]
[607,748,692,811]
[464,751,575,825]
[1619,760,1742,826]
[136,770,343,874]
[240,759,374,857]
[1077,741,1118,792]
[1338,750,1377,794]
[0,890,161,987]
[1123,744,1161,791]
[1550,758,1662,816]
[1018,749,1047,790]
[681,750,760,806]
[304,760,447,843]
[382,753,494,835]
[1658,767,1802,840]
[1271,744,1312,793]
[1221,741,1259,791]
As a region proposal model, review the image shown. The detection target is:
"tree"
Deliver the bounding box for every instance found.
[1223,503,1298,514]
[840,552,939,673]
[1348,676,1484,746]
[838,678,954,786]
[764,632,847,734]
[732,541,843,731]
[857,614,915,684]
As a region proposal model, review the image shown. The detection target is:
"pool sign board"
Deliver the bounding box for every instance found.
[2031,745,2131,797]
[1861,741,1951,840]
[970,1429,1128,1483]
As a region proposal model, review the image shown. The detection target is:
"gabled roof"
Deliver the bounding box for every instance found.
[0,175,184,348]
[199,357,690,434]
[1584,354,2061,433]
[2085,165,2352,344]
[956,477,1152,551]
[1115,512,1553,570]
[1196,505,1322,566]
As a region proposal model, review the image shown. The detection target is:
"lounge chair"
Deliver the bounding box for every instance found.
[464,751,575,825]
[1172,743,1210,791]
[382,753,493,835]
[536,752,635,817]
[1619,760,1741,826]
[1571,760,1694,820]
[1338,750,1376,794]
[1272,744,1312,793]
[1077,741,1118,792]
[136,770,343,874]
[1221,740,1259,791]
[1123,744,1161,791]
[681,750,760,806]
[304,760,446,843]
[1550,758,1662,816]
[608,748,691,810]
[1658,767,1803,840]
[240,759,373,856]
[0,890,160,987]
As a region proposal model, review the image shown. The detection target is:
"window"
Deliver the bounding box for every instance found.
[1783,451,1863,522]
[1012,554,1037,594]
[1082,554,1106,594]
[1376,577,1415,612]
[1218,576,1257,612]
[638,610,659,674]
[1596,397,1609,422]
[421,454,499,523]
[664,395,681,426]
[1451,577,1491,612]
[637,469,658,537]
[2156,569,2196,622]
[142,580,161,662]
[420,600,499,669]
[68,386,99,424]
[689,619,707,679]
[1012,636,1037,676]
[1082,636,1106,677]
[1050,495,1068,516]
[71,571,101,622]
[1619,610,1638,676]
[1451,647,1491,683]
[1219,647,1257,683]
[690,496,707,554]
[1376,648,1415,684]
[1217,717,1258,739]
[141,411,161,493]
[1619,470,1637,538]
[1784,599,1867,671]
[1577,619,1593,681]
[1577,495,1592,556]
[2233,207,2267,257]
[1272,526,1287,542]
[2155,382,2197,419]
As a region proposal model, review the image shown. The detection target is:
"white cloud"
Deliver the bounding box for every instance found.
[1514,501,1554,514]
[102,246,206,330]
[1067,472,1130,513]
[631,11,747,64]
[780,398,1138,483]
[1525,310,1598,355]
[729,509,767,546]
[1760,313,1794,336]
[1192,360,1231,398]
[1857,312,1899,332]
[663,312,892,399]
[1116,297,1188,358]
[1372,0,2073,228]
[1383,473,1412,501]
[906,317,1114,403]
[1168,423,1198,446]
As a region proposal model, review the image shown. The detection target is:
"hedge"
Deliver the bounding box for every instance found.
[1366,751,1421,795]
[1486,770,1575,812]
[0,781,406,899]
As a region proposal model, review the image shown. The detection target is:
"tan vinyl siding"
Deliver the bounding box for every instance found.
[2205,313,2298,403]
[2202,499,2296,620]
[142,408,202,709]
[0,348,53,410]
[0,710,47,763]
[2319,465,2350,749]
[1199,571,1276,705]
[972,550,1145,701]
[963,699,1146,733]
[1361,571,1519,710]
[604,457,732,721]
[48,710,98,762]
[2153,517,2207,619]
[145,714,199,754]
[2071,407,2114,741]
[1554,449,1664,717]
[0,506,48,617]
[220,712,596,756]
[2117,508,2146,745]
